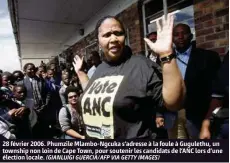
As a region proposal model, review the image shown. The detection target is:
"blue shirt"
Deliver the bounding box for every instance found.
[175,46,192,79]
[87,66,97,79]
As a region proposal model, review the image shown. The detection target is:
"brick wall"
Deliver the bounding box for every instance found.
[70,2,143,57]
[116,2,144,54]
[194,0,229,56]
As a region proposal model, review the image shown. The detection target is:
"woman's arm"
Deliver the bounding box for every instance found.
[65,129,85,139]
[59,107,85,139]
[59,88,67,106]
[161,59,185,110]
[76,71,89,91]
[144,14,185,111]
[72,56,89,91]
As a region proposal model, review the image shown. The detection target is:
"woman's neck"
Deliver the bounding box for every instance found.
[104,50,131,66]
[69,104,77,109]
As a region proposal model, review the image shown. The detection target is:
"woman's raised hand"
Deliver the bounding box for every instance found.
[144,14,174,58]
[72,55,84,72]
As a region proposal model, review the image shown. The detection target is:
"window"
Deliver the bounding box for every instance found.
[142,0,195,55]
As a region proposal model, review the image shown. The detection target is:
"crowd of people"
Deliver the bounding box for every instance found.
[0,13,228,140]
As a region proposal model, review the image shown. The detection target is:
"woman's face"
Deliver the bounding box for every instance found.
[68,92,78,105]
[98,18,125,62]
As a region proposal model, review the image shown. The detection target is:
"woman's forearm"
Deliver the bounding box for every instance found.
[66,129,84,139]
[162,58,186,111]
[76,71,89,90]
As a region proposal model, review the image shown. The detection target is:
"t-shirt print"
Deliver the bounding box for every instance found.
[81,76,124,139]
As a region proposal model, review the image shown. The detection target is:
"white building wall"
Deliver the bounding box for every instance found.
[62,0,138,49]
[21,58,50,68]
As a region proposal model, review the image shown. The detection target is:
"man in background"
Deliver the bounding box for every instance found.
[86,51,101,79]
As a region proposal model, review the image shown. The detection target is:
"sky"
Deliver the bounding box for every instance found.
[0,0,21,72]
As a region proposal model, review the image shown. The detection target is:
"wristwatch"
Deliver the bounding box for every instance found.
[159,53,176,63]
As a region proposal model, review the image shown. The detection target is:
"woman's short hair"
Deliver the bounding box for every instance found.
[65,86,81,100]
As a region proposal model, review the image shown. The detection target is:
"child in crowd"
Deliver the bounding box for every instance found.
[12,85,37,129]
[59,73,71,106]
[1,72,14,96]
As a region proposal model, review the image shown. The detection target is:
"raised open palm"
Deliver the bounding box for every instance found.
[144,14,174,57]
[72,55,84,72]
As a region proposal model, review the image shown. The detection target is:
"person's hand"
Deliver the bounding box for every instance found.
[144,14,174,58]
[8,109,17,116]
[72,55,84,73]
[81,135,85,139]
[156,117,164,128]
[14,107,26,117]
[200,128,211,139]
[9,85,14,91]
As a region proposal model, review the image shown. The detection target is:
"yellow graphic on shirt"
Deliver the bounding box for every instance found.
[81,76,124,139]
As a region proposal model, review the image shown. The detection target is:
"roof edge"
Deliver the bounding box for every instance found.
[7,0,21,68]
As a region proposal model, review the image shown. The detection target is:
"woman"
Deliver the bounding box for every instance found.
[58,86,85,139]
[73,14,185,139]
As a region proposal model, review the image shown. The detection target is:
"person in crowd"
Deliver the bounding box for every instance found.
[66,63,74,75]
[146,32,160,64]
[59,63,66,72]
[10,85,32,139]
[12,71,24,84]
[36,66,46,79]
[72,14,185,139]
[70,75,82,91]
[12,85,37,130]
[59,73,71,106]
[45,69,62,135]
[172,23,221,139]
[40,61,46,67]
[49,63,57,74]
[200,52,229,139]
[60,68,70,86]
[87,51,102,79]
[0,115,16,139]
[46,69,56,91]
[17,63,50,138]
[58,86,85,139]
[0,86,31,139]
[0,73,17,139]
[49,63,62,86]
[62,69,70,77]
[1,72,14,95]
[0,70,3,75]
[42,71,47,80]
